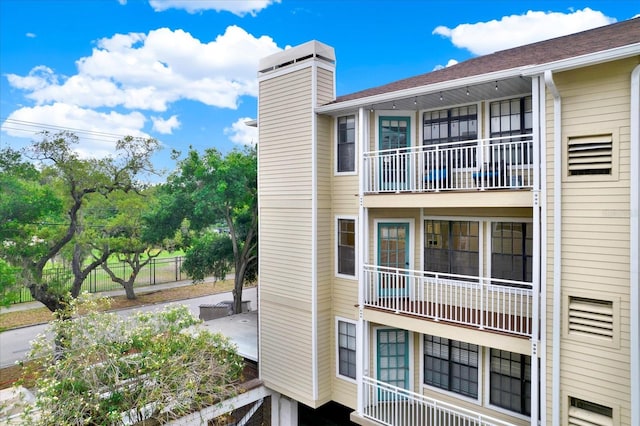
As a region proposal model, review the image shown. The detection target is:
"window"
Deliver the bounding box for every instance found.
[337,218,355,276]
[423,105,478,145]
[380,117,410,150]
[424,220,479,277]
[569,397,613,426]
[337,115,355,172]
[337,320,357,379]
[489,96,533,166]
[489,96,532,137]
[491,222,532,284]
[424,335,478,398]
[423,106,478,169]
[490,349,531,416]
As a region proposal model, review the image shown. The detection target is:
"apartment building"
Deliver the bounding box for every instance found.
[256,17,640,426]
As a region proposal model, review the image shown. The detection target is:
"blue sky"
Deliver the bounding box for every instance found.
[1,0,638,179]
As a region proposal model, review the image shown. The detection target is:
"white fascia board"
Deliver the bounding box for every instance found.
[315,67,528,114]
[316,43,640,115]
[521,43,640,76]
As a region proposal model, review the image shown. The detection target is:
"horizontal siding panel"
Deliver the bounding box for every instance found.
[560,185,630,196]
[563,265,629,281]
[260,300,314,399]
[562,237,630,249]
[563,222,629,234]
[561,252,629,265]
[562,351,630,381]
[332,378,357,409]
[560,209,630,219]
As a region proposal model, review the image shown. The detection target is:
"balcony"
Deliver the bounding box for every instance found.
[363,135,534,194]
[359,376,519,426]
[363,265,533,337]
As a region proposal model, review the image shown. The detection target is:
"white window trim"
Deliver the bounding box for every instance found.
[335,317,358,383]
[335,114,358,176]
[486,217,533,282]
[422,215,484,278]
[418,101,482,147]
[335,215,358,280]
[419,333,483,406]
[483,348,532,422]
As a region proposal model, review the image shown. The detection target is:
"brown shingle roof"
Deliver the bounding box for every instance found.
[334,17,640,103]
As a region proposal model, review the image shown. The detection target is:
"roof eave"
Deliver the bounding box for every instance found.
[316,42,640,115]
[315,66,532,114]
[521,42,640,76]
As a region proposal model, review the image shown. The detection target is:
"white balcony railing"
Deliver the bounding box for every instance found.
[363,265,534,337]
[362,376,518,426]
[363,134,534,193]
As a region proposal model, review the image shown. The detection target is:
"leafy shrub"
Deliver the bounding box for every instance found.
[16,296,244,424]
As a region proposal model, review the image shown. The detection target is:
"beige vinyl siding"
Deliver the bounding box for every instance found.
[332,371,357,409]
[258,60,335,407]
[316,81,335,404]
[545,58,636,424]
[316,67,334,106]
[331,175,359,318]
[329,108,360,406]
[332,277,358,319]
[260,292,313,402]
[259,69,313,199]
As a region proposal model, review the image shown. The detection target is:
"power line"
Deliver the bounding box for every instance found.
[1,118,129,139]
[0,118,155,147]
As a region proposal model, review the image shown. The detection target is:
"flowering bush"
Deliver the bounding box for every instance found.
[16,296,244,425]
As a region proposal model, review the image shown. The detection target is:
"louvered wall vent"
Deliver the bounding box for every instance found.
[569,398,613,426]
[568,297,613,340]
[567,134,612,176]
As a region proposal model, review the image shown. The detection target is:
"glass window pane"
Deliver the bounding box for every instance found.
[424,335,478,398]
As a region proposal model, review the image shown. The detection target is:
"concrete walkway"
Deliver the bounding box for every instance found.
[0,284,258,368]
[0,276,221,314]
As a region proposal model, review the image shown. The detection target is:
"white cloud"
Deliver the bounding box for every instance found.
[7,26,280,112]
[446,59,459,67]
[1,103,149,158]
[224,117,257,146]
[432,59,459,71]
[148,0,280,16]
[25,32,36,38]
[6,65,58,91]
[433,8,616,55]
[151,115,180,134]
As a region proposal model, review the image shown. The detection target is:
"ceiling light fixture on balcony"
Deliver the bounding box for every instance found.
[370,106,374,113]
[466,87,470,96]
[439,92,443,101]
[495,81,499,91]
[392,102,396,109]
[414,96,417,106]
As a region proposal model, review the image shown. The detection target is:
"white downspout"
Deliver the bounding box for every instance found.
[356,106,366,415]
[544,69,562,426]
[530,75,541,426]
[538,74,549,426]
[630,64,640,426]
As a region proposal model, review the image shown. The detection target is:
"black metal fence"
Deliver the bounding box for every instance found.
[11,256,187,304]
